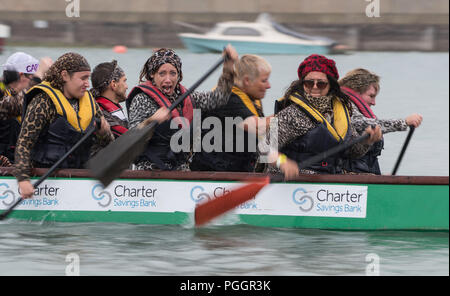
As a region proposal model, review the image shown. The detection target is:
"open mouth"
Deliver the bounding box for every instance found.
[161,85,173,94]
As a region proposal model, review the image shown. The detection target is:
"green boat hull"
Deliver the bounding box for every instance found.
[1,169,448,230]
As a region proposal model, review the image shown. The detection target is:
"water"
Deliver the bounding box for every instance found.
[0,47,448,276]
[0,221,448,276]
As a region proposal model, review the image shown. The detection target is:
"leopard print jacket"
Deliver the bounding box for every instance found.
[128,68,234,171]
[350,102,408,135]
[264,95,371,175]
[13,92,112,181]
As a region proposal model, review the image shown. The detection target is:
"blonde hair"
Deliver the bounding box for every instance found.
[234,54,271,87]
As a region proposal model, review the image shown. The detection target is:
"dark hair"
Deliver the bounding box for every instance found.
[91,60,117,96]
[2,70,20,85]
[44,52,90,91]
[139,58,152,83]
[280,75,353,116]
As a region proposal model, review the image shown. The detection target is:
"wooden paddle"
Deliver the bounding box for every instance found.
[194,133,371,226]
[88,56,226,187]
[0,120,100,220]
[391,126,415,175]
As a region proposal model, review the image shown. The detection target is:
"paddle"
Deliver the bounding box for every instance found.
[194,133,371,226]
[88,56,226,187]
[391,126,415,175]
[0,120,100,220]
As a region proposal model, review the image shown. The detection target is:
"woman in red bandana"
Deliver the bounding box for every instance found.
[268,54,382,174]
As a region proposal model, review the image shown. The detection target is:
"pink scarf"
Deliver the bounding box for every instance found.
[341,86,376,119]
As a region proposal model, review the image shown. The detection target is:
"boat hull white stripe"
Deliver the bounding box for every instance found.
[0,179,367,218]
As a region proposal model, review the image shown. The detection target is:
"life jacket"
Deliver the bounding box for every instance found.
[278,93,352,174]
[0,118,20,163]
[0,88,21,162]
[126,82,193,170]
[96,96,128,138]
[341,87,383,174]
[25,82,96,168]
[190,87,264,172]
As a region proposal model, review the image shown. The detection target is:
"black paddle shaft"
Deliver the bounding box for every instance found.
[391,126,415,175]
[88,57,226,187]
[299,133,370,170]
[267,133,371,183]
[0,120,99,220]
[194,133,372,226]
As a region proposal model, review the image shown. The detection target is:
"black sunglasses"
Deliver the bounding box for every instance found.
[303,79,329,90]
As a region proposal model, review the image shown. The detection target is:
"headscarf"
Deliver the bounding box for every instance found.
[297,54,339,80]
[44,52,90,91]
[339,68,380,94]
[90,60,125,98]
[139,48,182,83]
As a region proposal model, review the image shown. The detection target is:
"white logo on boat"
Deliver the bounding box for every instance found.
[292,188,314,212]
[190,185,212,203]
[91,184,112,207]
[190,185,232,204]
[0,183,16,206]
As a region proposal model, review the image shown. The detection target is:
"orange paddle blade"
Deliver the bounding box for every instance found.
[194,177,270,226]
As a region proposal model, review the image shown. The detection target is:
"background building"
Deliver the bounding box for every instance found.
[0,0,448,51]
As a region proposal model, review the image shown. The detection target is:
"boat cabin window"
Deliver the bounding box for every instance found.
[222,27,261,36]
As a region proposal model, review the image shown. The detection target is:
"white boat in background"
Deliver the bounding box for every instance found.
[177,14,345,55]
[0,24,10,54]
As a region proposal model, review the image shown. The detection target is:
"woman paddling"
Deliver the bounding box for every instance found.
[1,52,52,164]
[339,68,423,174]
[13,52,113,199]
[190,54,299,179]
[126,45,238,171]
[268,54,382,174]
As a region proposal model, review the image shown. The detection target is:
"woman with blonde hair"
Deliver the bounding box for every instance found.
[191,54,299,178]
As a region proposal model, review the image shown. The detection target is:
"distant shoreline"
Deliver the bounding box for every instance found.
[3,39,448,53]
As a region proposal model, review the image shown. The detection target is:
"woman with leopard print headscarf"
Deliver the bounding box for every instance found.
[13,52,114,199]
[267,54,382,175]
[339,68,423,174]
[126,45,238,171]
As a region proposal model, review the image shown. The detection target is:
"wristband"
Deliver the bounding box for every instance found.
[276,153,287,168]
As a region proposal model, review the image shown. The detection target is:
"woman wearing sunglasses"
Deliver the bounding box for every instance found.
[269,54,382,174]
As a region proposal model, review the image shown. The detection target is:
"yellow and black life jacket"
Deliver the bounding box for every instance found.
[25,82,97,168]
[279,93,352,174]
[190,87,264,172]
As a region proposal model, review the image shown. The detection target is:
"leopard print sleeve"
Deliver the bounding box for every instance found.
[13,92,57,181]
[272,104,316,148]
[271,104,370,159]
[346,125,371,158]
[190,67,234,111]
[351,104,408,134]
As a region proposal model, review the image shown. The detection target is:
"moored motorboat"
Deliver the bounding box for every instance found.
[177,14,342,55]
[0,167,448,230]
